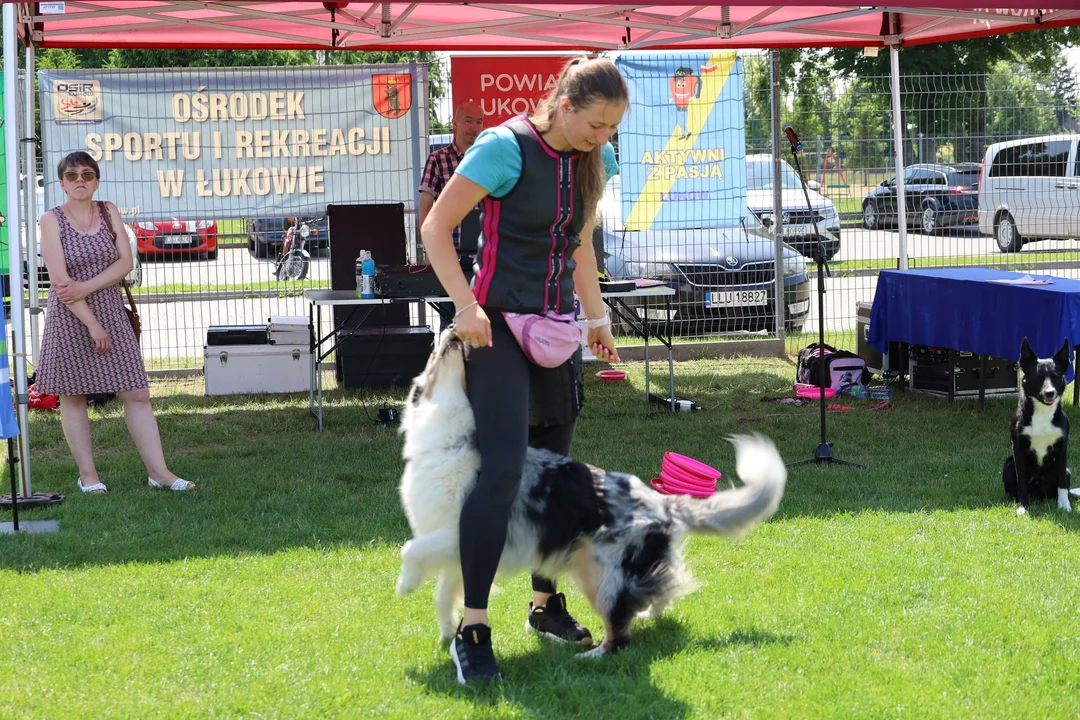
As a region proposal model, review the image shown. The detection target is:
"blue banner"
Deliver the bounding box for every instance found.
[0,297,19,440]
[615,51,748,231]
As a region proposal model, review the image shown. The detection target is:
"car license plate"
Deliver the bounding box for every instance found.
[706,290,768,308]
[162,235,193,245]
[782,225,810,237]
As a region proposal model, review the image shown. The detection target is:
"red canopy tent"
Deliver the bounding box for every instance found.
[6,1,1080,52]
[3,0,1080,499]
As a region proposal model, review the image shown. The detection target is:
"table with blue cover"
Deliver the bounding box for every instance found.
[868,268,1080,398]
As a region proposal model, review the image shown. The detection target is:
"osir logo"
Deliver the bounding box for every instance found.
[54,80,102,123]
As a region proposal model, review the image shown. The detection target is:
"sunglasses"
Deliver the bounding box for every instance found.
[63,170,98,182]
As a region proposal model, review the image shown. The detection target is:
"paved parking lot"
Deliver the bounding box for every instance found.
[16,225,1080,369]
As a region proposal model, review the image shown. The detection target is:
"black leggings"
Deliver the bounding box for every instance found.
[459,311,576,609]
[527,423,576,596]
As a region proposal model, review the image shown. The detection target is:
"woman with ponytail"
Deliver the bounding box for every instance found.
[422,56,628,684]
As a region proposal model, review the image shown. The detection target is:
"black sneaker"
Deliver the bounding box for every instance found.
[450,622,502,685]
[526,592,594,646]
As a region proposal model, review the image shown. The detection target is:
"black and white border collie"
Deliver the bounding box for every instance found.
[1003,337,1072,515]
[395,328,788,655]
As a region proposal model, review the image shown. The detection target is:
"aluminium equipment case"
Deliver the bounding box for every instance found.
[855,301,908,376]
[204,344,312,395]
[268,315,311,346]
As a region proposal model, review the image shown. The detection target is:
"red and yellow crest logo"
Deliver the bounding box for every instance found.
[372,73,412,119]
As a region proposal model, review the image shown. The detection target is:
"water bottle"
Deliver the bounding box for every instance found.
[846,384,867,399]
[356,250,376,299]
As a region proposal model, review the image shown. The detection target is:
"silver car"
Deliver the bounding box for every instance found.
[744,154,841,262]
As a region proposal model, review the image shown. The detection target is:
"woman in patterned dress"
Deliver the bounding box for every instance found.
[36,151,195,495]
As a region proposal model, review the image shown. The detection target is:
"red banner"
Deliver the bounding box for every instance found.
[450,55,578,127]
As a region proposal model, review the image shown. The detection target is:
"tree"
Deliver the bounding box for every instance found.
[789,29,1080,167]
[824,28,1080,78]
[1046,58,1080,129]
[985,61,1060,140]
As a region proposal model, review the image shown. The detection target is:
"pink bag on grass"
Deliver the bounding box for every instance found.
[503,311,581,368]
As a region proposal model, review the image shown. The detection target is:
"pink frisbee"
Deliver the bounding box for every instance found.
[663,452,721,481]
[795,385,836,400]
[659,462,717,489]
[650,478,715,498]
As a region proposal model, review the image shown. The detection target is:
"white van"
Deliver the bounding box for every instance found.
[978,134,1080,252]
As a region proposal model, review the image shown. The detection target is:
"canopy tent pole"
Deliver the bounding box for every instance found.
[23,41,39,366]
[888,33,909,270]
[4,2,35,498]
[770,49,784,343]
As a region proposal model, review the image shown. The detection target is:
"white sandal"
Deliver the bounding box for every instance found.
[148,477,196,492]
[78,478,108,494]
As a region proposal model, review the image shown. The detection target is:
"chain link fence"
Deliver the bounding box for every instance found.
[9,58,1080,373]
[740,57,1080,355]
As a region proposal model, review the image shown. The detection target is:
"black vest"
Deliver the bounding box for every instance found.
[472,117,585,315]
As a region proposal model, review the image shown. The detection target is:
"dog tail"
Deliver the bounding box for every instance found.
[664,434,787,538]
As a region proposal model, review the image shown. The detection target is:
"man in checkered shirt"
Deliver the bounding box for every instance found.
[419,101,485,252]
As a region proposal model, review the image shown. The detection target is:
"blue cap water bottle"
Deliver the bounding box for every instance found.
[357,250,376,299]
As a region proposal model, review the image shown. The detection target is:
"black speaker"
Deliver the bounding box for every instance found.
[327,203,408,329]
[458,208,482,256]
[335,326,434,388]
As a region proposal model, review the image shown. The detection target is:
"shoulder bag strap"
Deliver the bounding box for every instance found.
[97,200,137,305]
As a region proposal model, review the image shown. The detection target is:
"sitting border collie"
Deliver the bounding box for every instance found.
[396,328,787,656]
[1003,337,1072,515]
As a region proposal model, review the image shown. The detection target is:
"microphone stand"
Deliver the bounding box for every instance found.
[785,135,864,469]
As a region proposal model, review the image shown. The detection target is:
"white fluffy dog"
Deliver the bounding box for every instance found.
[397,329,788,655]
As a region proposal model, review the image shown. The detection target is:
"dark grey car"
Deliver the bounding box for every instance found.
[862,162,980,235]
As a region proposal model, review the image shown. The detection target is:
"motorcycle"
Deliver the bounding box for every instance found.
[273,216,322,281]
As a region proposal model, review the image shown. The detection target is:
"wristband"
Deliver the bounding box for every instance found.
[582,315,611,329]
[454,301,479,320]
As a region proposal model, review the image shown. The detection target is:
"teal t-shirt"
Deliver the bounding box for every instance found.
[456,125,618,198]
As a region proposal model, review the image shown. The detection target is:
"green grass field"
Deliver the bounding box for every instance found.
[4,356,1080,717]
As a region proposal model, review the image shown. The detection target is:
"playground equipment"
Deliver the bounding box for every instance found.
[818,147,849,188]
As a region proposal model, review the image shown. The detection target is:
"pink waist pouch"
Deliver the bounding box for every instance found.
[503,311,581,368]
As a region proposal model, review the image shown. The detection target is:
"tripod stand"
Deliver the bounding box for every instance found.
[782,126,864,469]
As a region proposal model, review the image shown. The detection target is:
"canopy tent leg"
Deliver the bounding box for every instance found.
[23,40,40,367]
[889,35,909,270]
[4,3,35,498]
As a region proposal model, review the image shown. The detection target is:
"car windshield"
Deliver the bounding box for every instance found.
[948,171,979,187]
[746,160,804,190]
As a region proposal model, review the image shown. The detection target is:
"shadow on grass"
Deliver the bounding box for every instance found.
[8,363,1080,571]
[404,617,777,718]
[0,390,416,571]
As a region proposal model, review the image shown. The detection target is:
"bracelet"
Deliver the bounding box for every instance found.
[582,315,611,329]
[454,301,479,320]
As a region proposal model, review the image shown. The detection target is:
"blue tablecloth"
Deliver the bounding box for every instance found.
[868,268,1080,382]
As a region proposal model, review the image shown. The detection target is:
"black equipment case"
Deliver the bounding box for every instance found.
[376,265,447,298]
[908,345,1018,398]
[206,325,270,346]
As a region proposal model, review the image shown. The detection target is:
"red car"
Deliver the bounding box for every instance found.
[133,219,219,260]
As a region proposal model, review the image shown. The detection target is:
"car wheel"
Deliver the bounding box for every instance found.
[254,238,270,259]
[921,205,938,235]
[863,200,880,230]
[207,248,218,260]
[995,213,1022,253]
